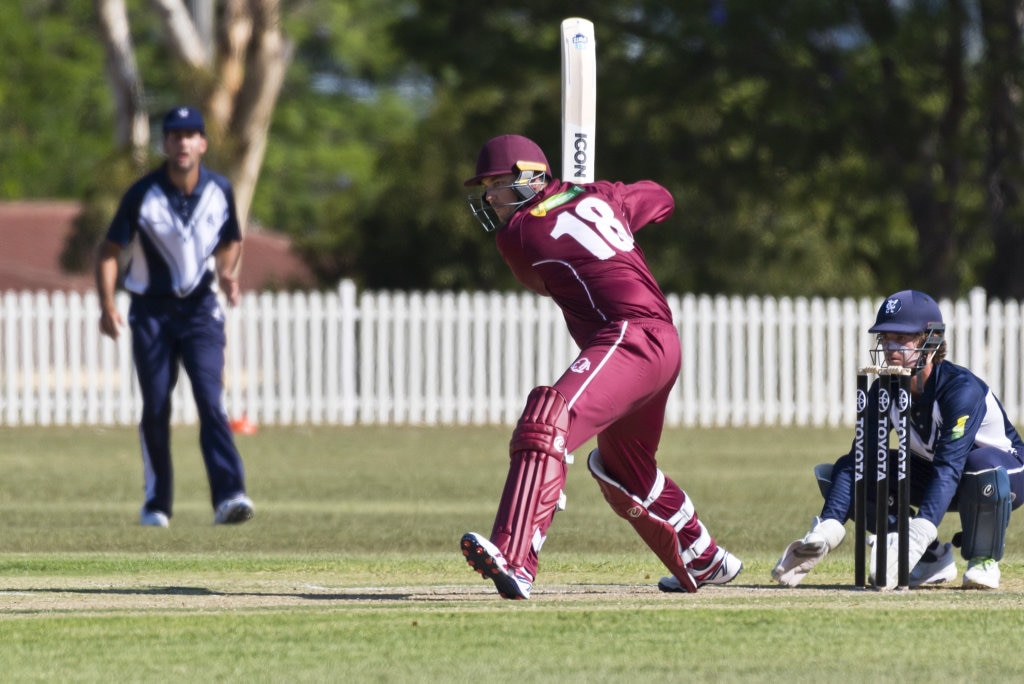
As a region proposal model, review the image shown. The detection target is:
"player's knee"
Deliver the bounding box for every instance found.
[813,463,833,500]
[510,386,570,459]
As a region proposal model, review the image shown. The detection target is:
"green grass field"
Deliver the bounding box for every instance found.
[3,424,1024,682]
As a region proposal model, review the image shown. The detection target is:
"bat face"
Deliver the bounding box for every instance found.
[561,18,596,183]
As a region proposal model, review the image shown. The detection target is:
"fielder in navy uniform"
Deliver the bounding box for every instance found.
[773,290,1024,589]
[95,106,254,528]
[459,134,741,598]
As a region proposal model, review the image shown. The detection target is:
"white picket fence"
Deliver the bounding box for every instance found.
[2,283,1021,428]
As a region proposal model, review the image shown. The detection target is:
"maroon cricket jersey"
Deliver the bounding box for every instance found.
[489,177,719,581]
[495,178,674,347]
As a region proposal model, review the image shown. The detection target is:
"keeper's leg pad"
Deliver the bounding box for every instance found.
[587,449,700,592]
[490,386,570,571]
[959,467,1012,561]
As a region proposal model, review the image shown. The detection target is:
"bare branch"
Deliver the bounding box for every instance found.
[226,0,292,231]
[95,0,149,155]
[208,0,254,132]
[149,0,209,68]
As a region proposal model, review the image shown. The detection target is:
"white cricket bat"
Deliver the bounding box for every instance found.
[560,17,596,183]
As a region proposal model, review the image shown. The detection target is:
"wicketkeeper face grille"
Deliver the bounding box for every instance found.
[869,322,945,373]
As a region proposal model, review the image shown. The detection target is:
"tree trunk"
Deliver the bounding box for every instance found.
[95,0,289,234]
[95,0,149,156]
[214,0,292,231]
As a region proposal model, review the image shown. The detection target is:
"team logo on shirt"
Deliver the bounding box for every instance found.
[570,358,591,373]
[951,415,968,440]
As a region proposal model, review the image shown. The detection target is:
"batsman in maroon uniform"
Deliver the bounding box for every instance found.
[459,135,742,598]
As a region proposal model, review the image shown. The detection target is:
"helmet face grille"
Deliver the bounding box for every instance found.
[465,164,547,232]
[869,322,945,372]
[467,194,502,232]
[465,173,542,232]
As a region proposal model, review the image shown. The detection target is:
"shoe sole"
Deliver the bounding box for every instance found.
[460,534,528,600]
[661,558,741,592]
[909,569,957,587]
[216,504,254,525]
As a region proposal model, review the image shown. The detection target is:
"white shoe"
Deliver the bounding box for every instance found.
[772,517,846,587]
[963,557,1000,590]
[460,532,533,600]
[140,508,169,527]
[909,541,957,587]
[214,495,254,525]
[658,546,743,592]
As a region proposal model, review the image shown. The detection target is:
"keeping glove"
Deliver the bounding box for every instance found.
[869,517,937,588]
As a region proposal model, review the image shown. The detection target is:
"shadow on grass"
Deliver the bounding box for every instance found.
[17,586,416,601]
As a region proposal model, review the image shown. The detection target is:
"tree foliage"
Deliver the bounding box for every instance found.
[356,0,1021,298]
[0,1,111,198]
[2,1,1023,299]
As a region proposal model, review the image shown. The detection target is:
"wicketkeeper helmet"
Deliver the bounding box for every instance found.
[869,290,943,335]
[869,290,945,371]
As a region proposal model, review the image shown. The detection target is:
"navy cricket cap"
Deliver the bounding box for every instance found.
[464,134,549,186]
[868,290,943,334]
[162,106,205,134]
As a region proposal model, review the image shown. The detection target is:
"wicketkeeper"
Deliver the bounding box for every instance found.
[459,134,742,599]
[773,290,1024,589]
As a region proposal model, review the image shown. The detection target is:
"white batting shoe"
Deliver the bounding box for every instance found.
[909,541,957,587]
[772,517,846,587]
[963,557,1000,590]
[658,546,743,592]
[140,508,169,527]
[694,546,744,586]
[460,532,532,600]
[214,495,254,525]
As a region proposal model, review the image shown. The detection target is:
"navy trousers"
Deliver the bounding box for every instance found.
[129,288,247,516]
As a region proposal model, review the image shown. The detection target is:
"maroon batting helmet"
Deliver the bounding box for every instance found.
[464,135,550,186]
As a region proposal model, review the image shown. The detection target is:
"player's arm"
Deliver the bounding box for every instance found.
[214,239,242,307]
[612,180,675,232]
[95,240,124,340]
[214,178,244,307]
[917,381,987,525]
